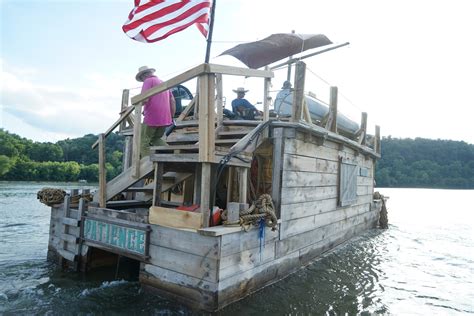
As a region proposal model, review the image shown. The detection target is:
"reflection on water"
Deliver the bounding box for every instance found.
[1,183,473,315]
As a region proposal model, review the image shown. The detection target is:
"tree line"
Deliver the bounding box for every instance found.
[1,129,473,188]
[375,137,474,189]
[0,129,124,182]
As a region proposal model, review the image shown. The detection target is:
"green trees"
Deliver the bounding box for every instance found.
[0,129,124,182]
[1,128,473,189]
[375,137,474,189]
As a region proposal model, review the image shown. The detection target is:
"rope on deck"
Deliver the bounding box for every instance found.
[221,194,278,231]
[37,188,93,206]
[374,191,389,229]
[37,188,66,206]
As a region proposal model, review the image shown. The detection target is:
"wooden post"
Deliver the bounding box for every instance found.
[76,196,86,271]
[193,164,202,205]
[291,61,306,122]
[98,133,106,208]
[359,112,368,145]
[216,73,223,128]
[302,99,312,124]
[327,86,338,133]
[263,67,271,123]
[132,103,142,178]
[123,136,133,170]
[198,74,215,162]
[152,162,163,207]
[226,167,234,205]
[183,176,194,205]
[238,167,248,204]
[375,125,381,154]
[271,128,284,218]
[200,163,211,227]
[119,89,130,131]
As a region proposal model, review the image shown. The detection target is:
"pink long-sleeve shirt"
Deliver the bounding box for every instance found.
[141,75,173,127]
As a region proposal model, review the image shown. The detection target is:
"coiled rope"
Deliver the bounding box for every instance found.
[37,188,93,206]
[221,194,278,231]
[374,191,388,229]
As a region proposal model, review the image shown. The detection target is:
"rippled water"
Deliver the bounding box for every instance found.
[1,182,473,315]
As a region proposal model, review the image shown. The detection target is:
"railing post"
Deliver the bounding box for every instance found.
[359,112,368,145]
[132,103,142,178]
[327,86,338,133]
[200,163,211,228]
[216,73,223,128]
[291,61,306,122]
[263,66,271,123]
[119,89,130,131]
[198,74,215,162]
[98,133,106,207]
[375,125,381,154]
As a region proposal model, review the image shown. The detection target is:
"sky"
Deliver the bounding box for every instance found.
[1,0,473,144]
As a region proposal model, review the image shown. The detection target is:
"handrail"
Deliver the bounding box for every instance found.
[131,63,274,105]
[91,105,135,149]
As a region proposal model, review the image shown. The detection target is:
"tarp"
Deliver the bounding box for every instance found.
[219,33,332,69]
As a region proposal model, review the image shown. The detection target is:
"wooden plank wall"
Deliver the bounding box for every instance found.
[139,224,221,310]
[215,129,379,309]
[279,133,376,241]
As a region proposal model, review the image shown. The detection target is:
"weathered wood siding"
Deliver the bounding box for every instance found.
[140,224,221,310]
[280,135,376,241]
[214,131,379,309]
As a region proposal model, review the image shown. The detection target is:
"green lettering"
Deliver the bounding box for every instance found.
[111,225,117,245]
[136,231,145,254]
[106,223,110,244]
[91,220,97,240]
[84,219,91,239]
[98,222,105,242]
[118,227,126,248]
[127,230,135,250]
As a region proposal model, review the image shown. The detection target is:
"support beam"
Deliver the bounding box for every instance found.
[238,167,248,204]
[98,133,106,207]
[119,89,130,131]
[327,86,338,133]
[200,163,211,228]
[291,61,306,122]
[271,128,284,218]
[123,136,133,170]
[263,66,271,123]
[216,73,223,128]
[132,103,143,178]
[358,112,368,145]
[152,162,164,207]
[198,74,215,162]
[302,98,312,124]
[375,125,381,154]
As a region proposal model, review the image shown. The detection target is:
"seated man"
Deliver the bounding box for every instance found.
[231,87,261,120]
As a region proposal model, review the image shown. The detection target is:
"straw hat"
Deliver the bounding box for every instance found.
[233,87,249,94]
[136,66,156,82]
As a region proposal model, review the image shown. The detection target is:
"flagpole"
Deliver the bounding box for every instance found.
[204,0,216,64]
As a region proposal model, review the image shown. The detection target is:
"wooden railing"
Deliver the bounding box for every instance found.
[91,61,380,213]
[91,63,274,208]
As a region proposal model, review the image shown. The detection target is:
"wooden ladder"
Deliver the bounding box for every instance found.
[58,189,87,270]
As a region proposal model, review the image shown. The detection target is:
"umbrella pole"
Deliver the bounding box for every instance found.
[286,30,295,81]
[205,0,217,64]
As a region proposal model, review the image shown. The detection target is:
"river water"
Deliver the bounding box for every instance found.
[0,182,473,315]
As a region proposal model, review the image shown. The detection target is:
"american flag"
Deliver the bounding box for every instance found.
[123,0,212,43]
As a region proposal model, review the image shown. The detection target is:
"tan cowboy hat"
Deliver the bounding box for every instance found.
[233,87,249,93]
[136,65,156,82]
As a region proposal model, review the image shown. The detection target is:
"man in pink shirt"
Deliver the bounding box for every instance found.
[136,66,176,157]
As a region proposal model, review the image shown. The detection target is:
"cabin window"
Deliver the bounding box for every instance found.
[339,158,358,206]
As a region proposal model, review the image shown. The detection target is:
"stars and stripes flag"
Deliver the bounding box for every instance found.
[122,0,212,43]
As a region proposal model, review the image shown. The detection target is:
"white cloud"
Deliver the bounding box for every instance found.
[0,63,128,141]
